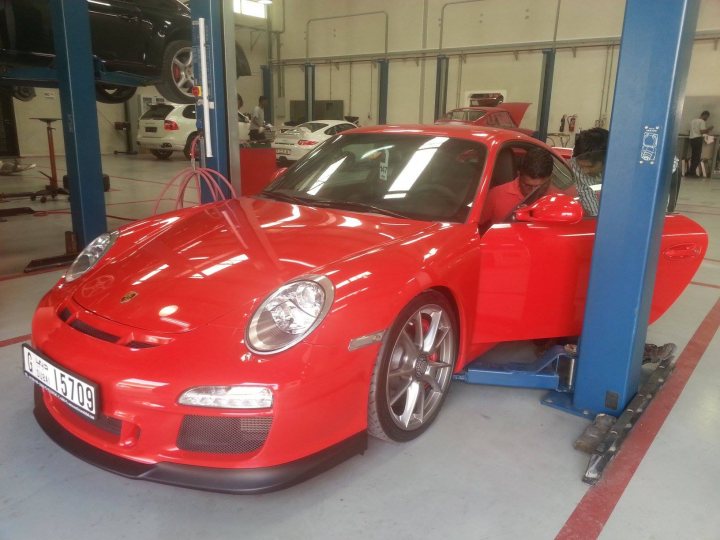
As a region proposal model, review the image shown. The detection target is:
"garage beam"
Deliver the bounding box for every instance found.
[434,55,449,121]
[49,0,106,248]
[304,64,315,122]
[571,0,700,416]
[536,49,555,143]
[377,60,389,125]
[262,65,273,123]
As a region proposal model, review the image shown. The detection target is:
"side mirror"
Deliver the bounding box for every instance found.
[514,194,583,224]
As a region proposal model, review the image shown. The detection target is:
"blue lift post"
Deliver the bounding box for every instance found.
[548,0,700,417]
[536,49,555,143]
[48,0,107,248]
[434,55,449,121]
[304,64,315,122]
[377,59,389,125]
[189,0,235,201]
[262,65,273,122]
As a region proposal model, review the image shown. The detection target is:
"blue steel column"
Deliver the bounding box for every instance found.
[572,0,699,415]
[190,0,232,201]
[434,55,449,121]
[304,64,315,122]
[261,65,273,123]
[377,59,389,125]
[49,0,106,247]
[536,49,555,143]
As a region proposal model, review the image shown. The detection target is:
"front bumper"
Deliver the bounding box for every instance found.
[29,287,378,490]
[35,387,366,494]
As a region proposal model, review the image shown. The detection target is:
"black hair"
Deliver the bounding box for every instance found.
[259,96,267,103]
[519,148,553,178]
[573,127,609,160]
[701,110,710,117]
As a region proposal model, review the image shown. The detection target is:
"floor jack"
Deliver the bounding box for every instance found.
[454,343,675,484]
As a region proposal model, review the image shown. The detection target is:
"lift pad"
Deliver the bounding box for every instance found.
[582,354,675,485]
[453,344,575,392]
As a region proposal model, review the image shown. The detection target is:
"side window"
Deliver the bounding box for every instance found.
[182,106,196,120]
[324,126,337,136]
[484,114,498,127]
[336,124,355,133]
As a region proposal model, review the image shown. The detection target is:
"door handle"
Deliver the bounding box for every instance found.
[663,243,701,260]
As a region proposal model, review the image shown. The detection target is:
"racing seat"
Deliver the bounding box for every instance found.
[490,148,517,187]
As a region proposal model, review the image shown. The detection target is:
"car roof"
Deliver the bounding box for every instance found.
[347,124,536,145]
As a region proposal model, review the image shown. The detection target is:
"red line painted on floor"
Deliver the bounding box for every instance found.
[691,281,720,290]
[0,334,31,348]
[0,267,66,282]
[556,297,720,540]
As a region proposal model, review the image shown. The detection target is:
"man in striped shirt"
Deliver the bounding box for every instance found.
[569,128,609,217]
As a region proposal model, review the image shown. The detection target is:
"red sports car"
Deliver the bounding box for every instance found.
[436,103,536,137]
[24,125,707,493]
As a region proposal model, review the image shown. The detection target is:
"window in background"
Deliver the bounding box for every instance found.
[234,0,267,18]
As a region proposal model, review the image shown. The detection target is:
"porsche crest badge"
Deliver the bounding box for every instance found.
[120,291,138,303]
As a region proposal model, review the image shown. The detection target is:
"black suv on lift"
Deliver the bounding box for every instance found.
[0,0,250,104]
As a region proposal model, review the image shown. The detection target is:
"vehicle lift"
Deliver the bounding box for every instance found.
[452,0,700,484]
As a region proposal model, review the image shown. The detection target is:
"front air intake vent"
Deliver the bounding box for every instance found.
[59,307,72,322]
[69,319,120,344]
[125,341,158,349]
[177,415,272,454]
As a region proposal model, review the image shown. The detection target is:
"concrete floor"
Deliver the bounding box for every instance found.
[0,155,719,539]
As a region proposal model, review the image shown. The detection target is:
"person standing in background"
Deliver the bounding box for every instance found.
[688,111,713,177]
[250,96,268,142]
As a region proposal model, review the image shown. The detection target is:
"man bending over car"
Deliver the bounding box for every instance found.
[481,147,563,226]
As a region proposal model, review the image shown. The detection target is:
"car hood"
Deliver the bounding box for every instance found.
[72,198,433,333]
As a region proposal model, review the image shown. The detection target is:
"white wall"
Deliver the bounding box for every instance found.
[269,0,720,137]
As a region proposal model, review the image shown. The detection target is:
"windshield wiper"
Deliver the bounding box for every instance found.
[316,200,409,219]
[260,191,316,205]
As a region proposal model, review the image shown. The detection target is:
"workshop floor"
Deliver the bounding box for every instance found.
[1,155,719,540]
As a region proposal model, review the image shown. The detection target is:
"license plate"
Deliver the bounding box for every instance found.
[145,127,157,133]
[275,148,291,155]
[22,344,98,419]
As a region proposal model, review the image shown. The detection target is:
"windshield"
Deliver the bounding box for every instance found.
[264,133,487,222]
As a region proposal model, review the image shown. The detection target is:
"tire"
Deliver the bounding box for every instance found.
[13,86,36,102]
[155,40,195,104]
[151,149,173,160]
[183,131,199,160]
[95,84,137,104]
[368,291,458,442]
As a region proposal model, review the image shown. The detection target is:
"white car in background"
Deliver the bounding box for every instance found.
[137,104,251,160]
[272,120,358,163]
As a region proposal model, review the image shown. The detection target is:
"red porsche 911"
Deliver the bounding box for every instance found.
[24,125,707,493]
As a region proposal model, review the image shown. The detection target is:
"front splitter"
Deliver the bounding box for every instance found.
[34,388,367,494]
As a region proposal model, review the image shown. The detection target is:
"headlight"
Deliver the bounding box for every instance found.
[65,231,119,282]
[178,386,273,409]
[246,275,334,354]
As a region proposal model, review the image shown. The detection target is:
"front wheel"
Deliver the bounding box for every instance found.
[368,291,458,442]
